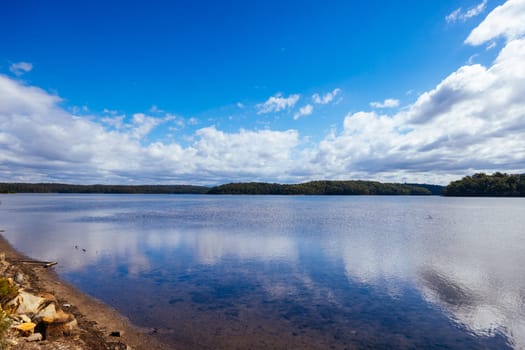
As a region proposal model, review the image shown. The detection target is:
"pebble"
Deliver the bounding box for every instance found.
[14,272,24,284]
[25,332,43,342]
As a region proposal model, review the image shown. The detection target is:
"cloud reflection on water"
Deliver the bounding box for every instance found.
[334,202,525,349]
[2,195,525,348]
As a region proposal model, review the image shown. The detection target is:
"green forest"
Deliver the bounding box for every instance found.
[207,181,436,195]
[443,173,525,196]
[0,183,209,194]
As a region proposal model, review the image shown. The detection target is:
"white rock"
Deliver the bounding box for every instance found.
[20,314,31,323]
[25,332,43,342]
[5,291,45,314]
[14,272,24,284]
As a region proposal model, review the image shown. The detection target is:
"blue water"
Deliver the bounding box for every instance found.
[1,194,524,349]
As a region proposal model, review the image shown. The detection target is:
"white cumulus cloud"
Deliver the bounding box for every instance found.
[293,104,313,120]
[466,0,525,45]
[446,0,487,23]
[0,75,301,184]
[9,62,33,76]
[130,113,162,139]
[370,98,400,109]
[303,34,525,183]
[312,88,341,104]
[256,93,300,114]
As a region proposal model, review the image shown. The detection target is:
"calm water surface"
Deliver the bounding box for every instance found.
[0,194,524,349]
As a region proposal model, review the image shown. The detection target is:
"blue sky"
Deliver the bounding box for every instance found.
[1,0,524,185]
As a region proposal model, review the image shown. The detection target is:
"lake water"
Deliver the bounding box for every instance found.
[1,194,524,349]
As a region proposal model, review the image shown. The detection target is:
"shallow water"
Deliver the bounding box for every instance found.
[1,194,524,349]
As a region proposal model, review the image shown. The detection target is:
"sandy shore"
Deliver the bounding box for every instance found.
[0,234,170,350]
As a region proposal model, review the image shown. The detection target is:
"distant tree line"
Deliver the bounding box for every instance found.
[207,180,437,195]
[0,181,441,195]
[443,173,525,196]
[4,174,525,196]
[0,183,209,194]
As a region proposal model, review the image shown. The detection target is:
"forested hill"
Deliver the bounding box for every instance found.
[0,183,209,194]
[207,181,438,195]
[443,173,525,196]
[0,181,444,195]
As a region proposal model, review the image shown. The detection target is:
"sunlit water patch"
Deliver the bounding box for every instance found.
[1,194,524,349]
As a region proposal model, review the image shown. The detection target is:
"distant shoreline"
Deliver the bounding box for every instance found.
[4,173,524,196]
[0,183,209,194]
[0,181,444,196]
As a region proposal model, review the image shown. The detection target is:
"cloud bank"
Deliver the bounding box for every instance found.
[1,0,525,185]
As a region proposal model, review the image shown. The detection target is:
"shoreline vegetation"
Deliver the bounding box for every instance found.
[1,173,524,196]
[443,173,525,197]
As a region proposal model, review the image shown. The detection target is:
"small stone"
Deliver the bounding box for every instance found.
[15,322,36,336]
[14,272,24,284]
[20,314,31,323]
[25,332,43,342]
